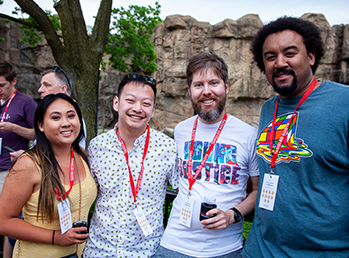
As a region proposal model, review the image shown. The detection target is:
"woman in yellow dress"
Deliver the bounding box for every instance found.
[0,93,97,257]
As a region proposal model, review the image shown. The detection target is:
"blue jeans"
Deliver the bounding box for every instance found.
[154,245,243,258]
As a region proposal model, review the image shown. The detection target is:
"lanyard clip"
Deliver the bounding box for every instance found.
[187,191,191,199]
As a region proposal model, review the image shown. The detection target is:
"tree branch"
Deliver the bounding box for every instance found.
[14,0,66,65]
[0,13,40,30]
[66,0,89,41]
[54,0,85,71]
[90,0,112,54]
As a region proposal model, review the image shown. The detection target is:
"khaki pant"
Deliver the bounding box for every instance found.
[0,169,9,193]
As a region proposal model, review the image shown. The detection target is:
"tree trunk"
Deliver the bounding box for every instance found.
[14,0,112,145]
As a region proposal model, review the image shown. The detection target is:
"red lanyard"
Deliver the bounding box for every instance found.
[1,90,17,123]
[269,78,317,169]
[117,125,150,203]
[187,113,227,190]
[55,148,75,200]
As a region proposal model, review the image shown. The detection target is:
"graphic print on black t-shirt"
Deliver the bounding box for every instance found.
[256,112,313,164]
[179,140,241,185]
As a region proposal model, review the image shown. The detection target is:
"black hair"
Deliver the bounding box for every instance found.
[117,74,157,104]
[34,93,84,149]
[251,16,324,74]
[28,93,86,221]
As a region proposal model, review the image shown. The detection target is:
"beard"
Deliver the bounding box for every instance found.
[192,95,226,122]
[271,68,298,97]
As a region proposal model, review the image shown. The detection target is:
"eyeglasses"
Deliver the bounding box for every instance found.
[52,66,72,90]
[126,73,157,87]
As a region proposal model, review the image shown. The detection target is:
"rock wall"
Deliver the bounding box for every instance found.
[0,20,56,100]
[1,13,348,132]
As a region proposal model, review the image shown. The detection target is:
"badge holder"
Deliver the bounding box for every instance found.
[133,205,153,237]
[259,170,279,211]
[180,192,194,228]
[57,197,72,234]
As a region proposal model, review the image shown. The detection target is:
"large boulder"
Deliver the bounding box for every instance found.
[1,13,348,132]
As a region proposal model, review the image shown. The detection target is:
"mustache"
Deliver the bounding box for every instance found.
[272,68,295,78]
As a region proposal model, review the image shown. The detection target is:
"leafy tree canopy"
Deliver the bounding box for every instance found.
[104,1,162,73]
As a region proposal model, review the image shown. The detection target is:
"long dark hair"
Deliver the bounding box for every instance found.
[28,93,87,222]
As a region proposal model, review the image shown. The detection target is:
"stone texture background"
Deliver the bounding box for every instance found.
[1,13,348,132]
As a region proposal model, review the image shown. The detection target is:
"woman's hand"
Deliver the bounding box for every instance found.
[54,227,89,246]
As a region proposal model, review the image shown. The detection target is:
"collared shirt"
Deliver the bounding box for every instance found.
[84,125,178,258]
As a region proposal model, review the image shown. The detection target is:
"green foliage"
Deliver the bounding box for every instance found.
[106,1,162,73]
[20,17,42,46]
[14,8,61,47]
[12,6,22,16]
[163,185,175,224]
[100,59,107,71]
[243,221,252,243]
[88,201,96,225]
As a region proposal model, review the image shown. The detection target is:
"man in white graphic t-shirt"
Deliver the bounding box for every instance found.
[156,52,259,258]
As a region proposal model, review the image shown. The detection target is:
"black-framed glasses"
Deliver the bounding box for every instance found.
[52,66,72,90]
[126,72,157,87]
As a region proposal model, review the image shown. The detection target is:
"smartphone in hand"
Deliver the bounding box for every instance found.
[3,145,15,152]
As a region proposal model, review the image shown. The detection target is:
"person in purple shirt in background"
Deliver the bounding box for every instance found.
[0,61,37,258]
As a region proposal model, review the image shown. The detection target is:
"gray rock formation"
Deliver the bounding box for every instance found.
[1,13,348,133]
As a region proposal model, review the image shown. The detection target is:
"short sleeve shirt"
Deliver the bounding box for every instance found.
[160,115,259,257]
[0,91,37,171]
[84,125,178,258]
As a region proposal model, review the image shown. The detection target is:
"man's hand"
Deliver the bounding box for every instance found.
[0,123,35,141]
[200,208,235,230]
[10,150,25,162]
[0,122,13,133]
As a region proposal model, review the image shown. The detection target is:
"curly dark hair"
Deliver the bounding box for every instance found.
[251,16,324,74]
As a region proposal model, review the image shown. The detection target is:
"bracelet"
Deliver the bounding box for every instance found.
[52,230,55,245]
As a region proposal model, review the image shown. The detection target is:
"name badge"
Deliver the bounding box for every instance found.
[133,206,153,237]
[57,199,72,234]
[180,194,194,228]
[0,138,2,155]
[259,173,279,211]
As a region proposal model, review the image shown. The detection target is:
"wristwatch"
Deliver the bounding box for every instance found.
[231,207,242,223]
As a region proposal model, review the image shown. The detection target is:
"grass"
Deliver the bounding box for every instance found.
[243,221,252,243]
